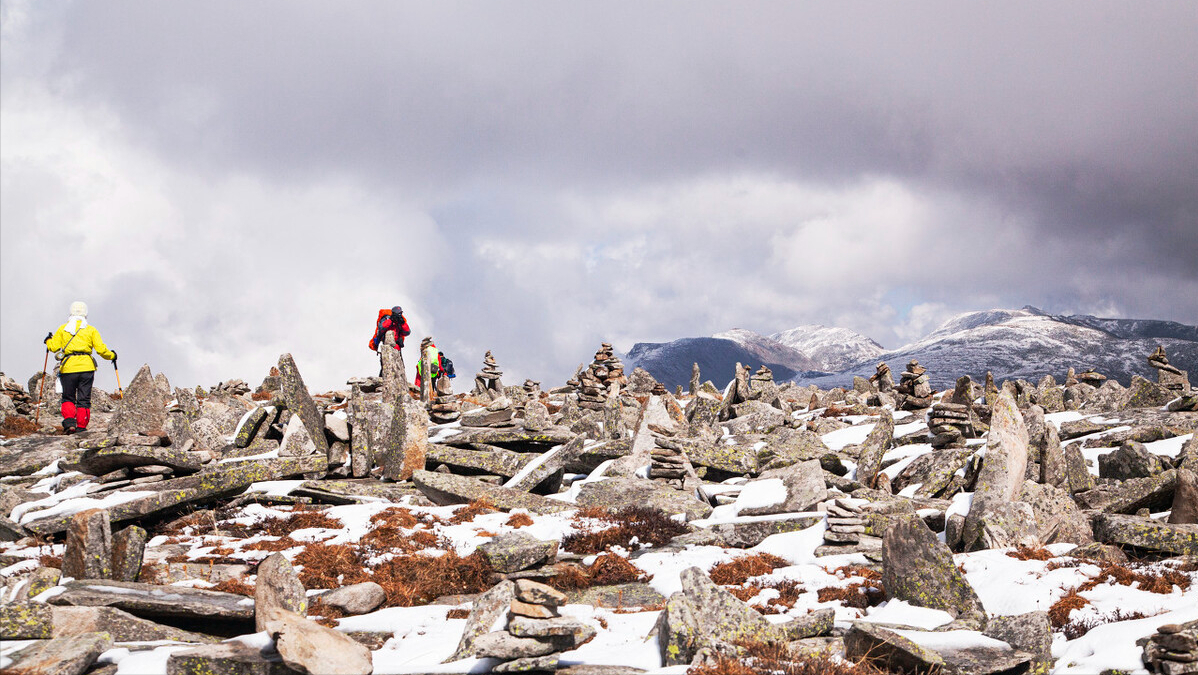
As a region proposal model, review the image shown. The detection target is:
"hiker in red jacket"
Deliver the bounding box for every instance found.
[369,306,411,374]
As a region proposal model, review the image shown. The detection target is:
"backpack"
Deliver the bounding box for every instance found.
[369,308,392,350]
[442,356,456,378]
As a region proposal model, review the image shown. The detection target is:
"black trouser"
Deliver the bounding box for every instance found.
[60,371,95,408]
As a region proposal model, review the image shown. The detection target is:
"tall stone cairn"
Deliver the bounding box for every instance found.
[896,359,933,410]
[472,350,505,401]
[577,343,625,411]
[869,361,894,393]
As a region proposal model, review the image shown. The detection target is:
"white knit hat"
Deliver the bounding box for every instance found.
[69,301,88,317]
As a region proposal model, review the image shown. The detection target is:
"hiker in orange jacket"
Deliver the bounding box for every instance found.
[369,306,411,375]
[44,301,116,434]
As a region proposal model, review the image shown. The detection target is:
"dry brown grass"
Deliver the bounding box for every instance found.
[0,416,39,438]
[1060,608,1155,640]
[728,579,806,614]
[817,582,885,609]
[589,553,650,585]
[257,505,343,536]
[295,542,368,589]
[1007,545,1055,561]
[308,598,347,627]
[506,512,535,528]
[370,551,494,607]
[689,640,887,675]
[709,553,790,585]
[210,578,256,596]
[446,608,470,619]
[562,506,690,554]
[251,390,273,401]
[449,498,497,524]
[243,536,301,552]
[38,554,63,569]
[1076,563,1191,594]
[1048,589,1090,628]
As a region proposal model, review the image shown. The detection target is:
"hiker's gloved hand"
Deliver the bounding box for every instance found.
[44,332,52,344]
[110,351,118,362]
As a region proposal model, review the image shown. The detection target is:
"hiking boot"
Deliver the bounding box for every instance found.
[62,419,77,435]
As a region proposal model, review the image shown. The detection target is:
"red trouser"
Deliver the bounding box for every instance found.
[59,371,94,429]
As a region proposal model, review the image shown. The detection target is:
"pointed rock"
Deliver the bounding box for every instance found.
[855,410,894,489]
[882,513,986,626]
[277,353,331,462]
[448,580,516,661]
[255,552,308,631]
[110,525,147,582]
[61,508,113,580]
[110,365,168,436]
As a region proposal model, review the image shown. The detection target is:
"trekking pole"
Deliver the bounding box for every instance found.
[34,349,50,426]
[113,359,123,398]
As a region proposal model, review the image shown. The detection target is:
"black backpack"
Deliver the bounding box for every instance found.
[442,356,456,378]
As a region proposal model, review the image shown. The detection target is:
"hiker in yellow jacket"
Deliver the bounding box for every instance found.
[44,301,116,434]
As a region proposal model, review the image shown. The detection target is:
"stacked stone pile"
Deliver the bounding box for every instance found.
[0,373,39,419]
[456,580,596,673]
[896,360,934,410]
[577,343,625,411]
[1142,621,1198,675]
[1151,346,1191,394]
[927,377,979,449]
[869,362,894,393]
[649,439,689,484]
[428,373,460,425]
[210,379,250,397]
[823,498,867,546]
[1077,369,1107,386]
[472,350,505,401]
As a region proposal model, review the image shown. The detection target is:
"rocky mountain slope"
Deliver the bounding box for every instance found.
[630,307,1198,390]
[769,324,886,372]
[625,334,818,390]
[801,307,1198,390]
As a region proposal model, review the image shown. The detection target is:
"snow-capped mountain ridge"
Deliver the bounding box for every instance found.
[628,307,1198,390]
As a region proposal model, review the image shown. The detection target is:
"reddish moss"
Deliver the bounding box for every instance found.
[709,553,790,586]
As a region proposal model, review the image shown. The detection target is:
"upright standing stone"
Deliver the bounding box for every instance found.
[882,514,986,626]
[380,330,408,403]
[62,509,112,580]
[1040,425,1067,489]
[380,399,427,481]
[856,410,894,490]
[1169,468,1198,525]
[348,385,372,478]
[254,552,307,631]
[689,363,701,397]
[277,353,330,462]
[110,525,147,582]
[109,365,168,436]
[964,390,1029,549]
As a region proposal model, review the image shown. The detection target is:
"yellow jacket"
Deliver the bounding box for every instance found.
[46,324,115,374]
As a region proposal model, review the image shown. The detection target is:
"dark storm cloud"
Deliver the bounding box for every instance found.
[3,1,1196,390]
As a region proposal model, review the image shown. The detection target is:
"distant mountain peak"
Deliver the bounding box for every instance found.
[769,325,885,372]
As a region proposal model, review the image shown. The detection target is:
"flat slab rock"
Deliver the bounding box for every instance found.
[48,579,255,621]
[23,455,329,534]
[1,603,216,642]
[575,476,712,521]
[167,642,300,675]
[845,622,1037,675]
[3,631,113,675]
[71,445,203,476]
[412,470,573,514]
[1092,513,1198,556]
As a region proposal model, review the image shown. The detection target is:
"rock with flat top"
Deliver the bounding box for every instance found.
[3,632,113,675]
[265,608,373,675]
[61,508,112,580]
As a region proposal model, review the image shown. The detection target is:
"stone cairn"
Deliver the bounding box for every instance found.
[523,379,541,398]
[750,365,774,388]
[210,379,250,397]
[472,350,505,402]
[649,434,692,485]
[428,370,460,425]
[927,376,977,449]
[1149,346,1191,394]
[869,362,894,393]
[1,372,39,416]
[1076,368,1107,387]
[895,360,933,410]
[651,382,668,396]
[1142,620,1198,675]
[469,580,596,673]
[823,498,868,546]
[576,343,625,411]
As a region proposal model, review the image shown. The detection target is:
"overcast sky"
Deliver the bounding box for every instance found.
[2,2,1196,393]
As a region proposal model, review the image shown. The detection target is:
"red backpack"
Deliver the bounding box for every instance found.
[369,309,391,350]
